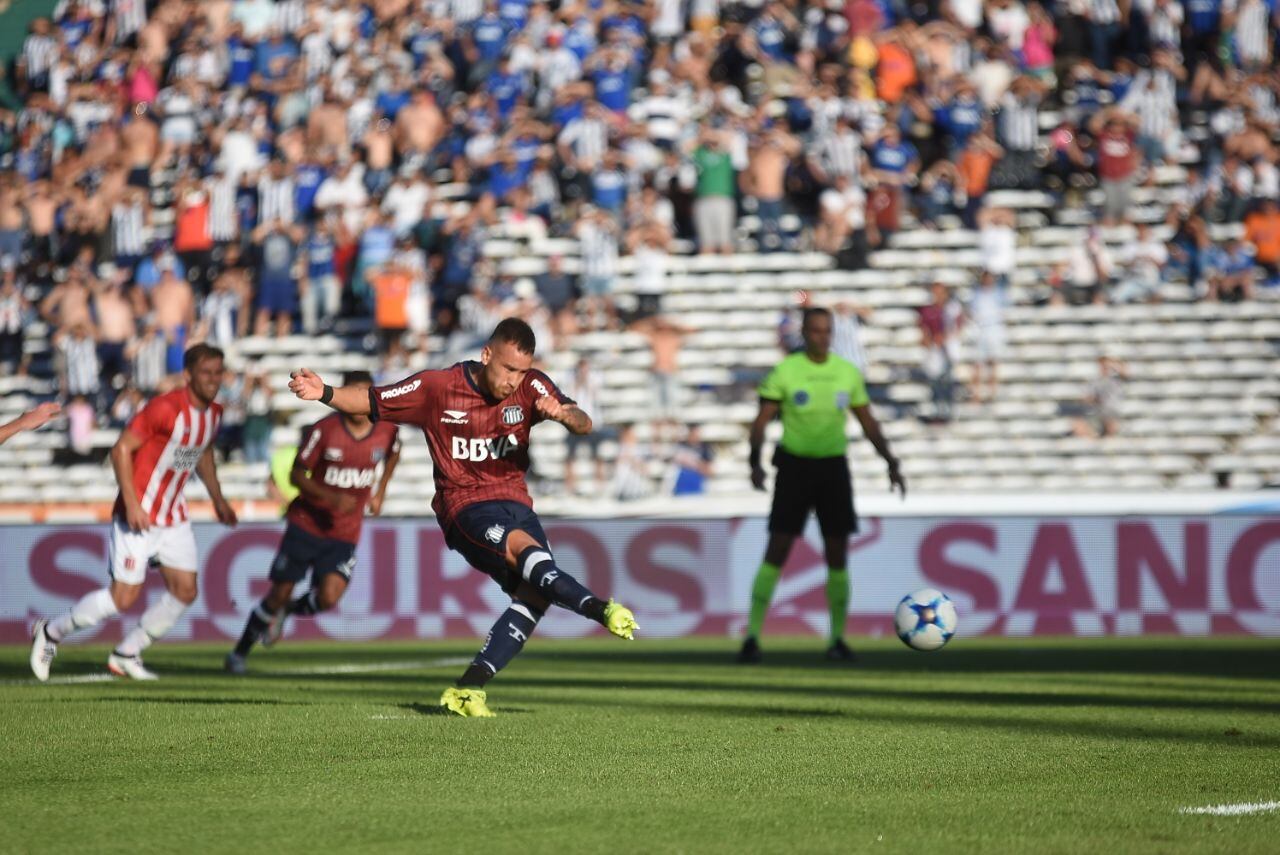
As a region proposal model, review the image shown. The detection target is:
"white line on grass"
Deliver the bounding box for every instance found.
[0,673,118,686]
[271,657,473,676]
[1179,801,1280,816]
[4,658,472,686]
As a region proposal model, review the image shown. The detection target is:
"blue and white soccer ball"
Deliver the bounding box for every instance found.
[894,588,958,651]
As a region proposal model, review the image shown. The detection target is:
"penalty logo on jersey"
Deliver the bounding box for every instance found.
[502,406,524,425]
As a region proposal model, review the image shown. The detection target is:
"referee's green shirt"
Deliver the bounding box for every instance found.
[758,353,869,459]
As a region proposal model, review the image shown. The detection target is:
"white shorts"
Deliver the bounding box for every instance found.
[109,518,198,585]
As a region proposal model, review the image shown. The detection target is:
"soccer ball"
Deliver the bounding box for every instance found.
[894,588,958,651]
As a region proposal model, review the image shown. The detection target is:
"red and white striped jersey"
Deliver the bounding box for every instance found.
[112,388,223,527]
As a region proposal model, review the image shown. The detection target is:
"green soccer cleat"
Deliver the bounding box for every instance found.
[602,600,639,640]
[439,686,496,718]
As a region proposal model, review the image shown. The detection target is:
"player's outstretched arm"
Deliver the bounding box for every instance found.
[289,369,371,415]
[0,402,61,446]
[853,404,906,498]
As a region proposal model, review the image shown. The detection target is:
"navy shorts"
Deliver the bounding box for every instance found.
[269,523,357,585]
[444,500,549,594]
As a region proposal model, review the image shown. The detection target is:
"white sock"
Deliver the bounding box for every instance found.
[46,589,119,643]
[116,593,188,657]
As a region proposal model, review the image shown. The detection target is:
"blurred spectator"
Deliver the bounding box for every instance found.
[372,258,413,366]
[743,126,800,252]
[1244,199,1280,285]
[610,423,654,502]
[251,220,303,338]
[575,205,619,330]
[536,255,580,350]
[978,208,1018,291]
[918,282,962,423]
[109,386,145,429]
[1065,226,1114,305]
[0,264,30,375]
[128,322,169,394]
[1206,238,1255,303]
[562,357,612,495]
[172,179,216,291]
[91,264,135,392]
[957,130,1006,227]
[832,302,872,374]
[64,395,96,460]
[691,128,736,254]
[966,273,1007,403]
[627,221,672,324]
[242,373,274,465]
[636,316,691,444]
[1090,108,1141,225]
[152,258,196,372]
[1113,223,1169,303]
[55,321,100,400]
[1073,356,1128,438]
[816,176,877,268]
[666,425,715,496]
[301,219,341,335]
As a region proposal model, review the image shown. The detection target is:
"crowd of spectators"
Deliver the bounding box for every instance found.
[0,0,1278,469]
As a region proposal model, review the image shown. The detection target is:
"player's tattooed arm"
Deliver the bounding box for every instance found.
[289,368,371,415]
[535,396,592,434]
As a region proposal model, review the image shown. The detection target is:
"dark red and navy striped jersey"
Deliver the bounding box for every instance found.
[368,361,573,525]
[286,413,400,544]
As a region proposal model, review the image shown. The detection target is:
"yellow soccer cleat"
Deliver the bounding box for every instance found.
[439,686,496,718]
[602,600,639,641]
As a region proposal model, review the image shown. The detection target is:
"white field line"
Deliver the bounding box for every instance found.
[271,657,472,676]
[1178,801,1280,817]
[1,673,118,686]
[3,658,472,686]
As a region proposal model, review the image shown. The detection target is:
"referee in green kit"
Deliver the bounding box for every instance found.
[740,306,906,663]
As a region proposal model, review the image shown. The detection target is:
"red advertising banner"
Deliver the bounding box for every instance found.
[2,516,1278,643]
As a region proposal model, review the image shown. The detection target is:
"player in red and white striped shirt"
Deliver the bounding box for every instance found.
[30,344,238,682]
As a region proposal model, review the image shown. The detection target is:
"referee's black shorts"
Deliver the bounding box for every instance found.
[768,448,858,538]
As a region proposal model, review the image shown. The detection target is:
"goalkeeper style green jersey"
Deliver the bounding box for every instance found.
[758,352,869,459]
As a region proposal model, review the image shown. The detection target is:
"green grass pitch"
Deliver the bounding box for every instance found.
[2,637,1278,853]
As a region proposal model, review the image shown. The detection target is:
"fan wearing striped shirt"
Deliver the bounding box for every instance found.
[29,345,238,683]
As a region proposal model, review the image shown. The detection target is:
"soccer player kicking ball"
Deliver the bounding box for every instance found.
[225,371,401,674]
[740,307,905,664]
[288,319,638,717]
[30,345,238,681]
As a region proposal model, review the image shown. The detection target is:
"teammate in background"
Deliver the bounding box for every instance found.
[226,371,400,674]
[0,402,61,446]
[30,345,237,681]
[741,308,905,664]
[288,318,638,717]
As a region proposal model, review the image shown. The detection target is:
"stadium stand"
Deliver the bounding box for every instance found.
[0,0,1277,520]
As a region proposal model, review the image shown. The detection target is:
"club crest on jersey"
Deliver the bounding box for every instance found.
[484,524,505,544]
[372,448,386,462]
[836,391,850,409]
[324,448,343,461]
[441,409,469,424]
[502,406,524,425]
